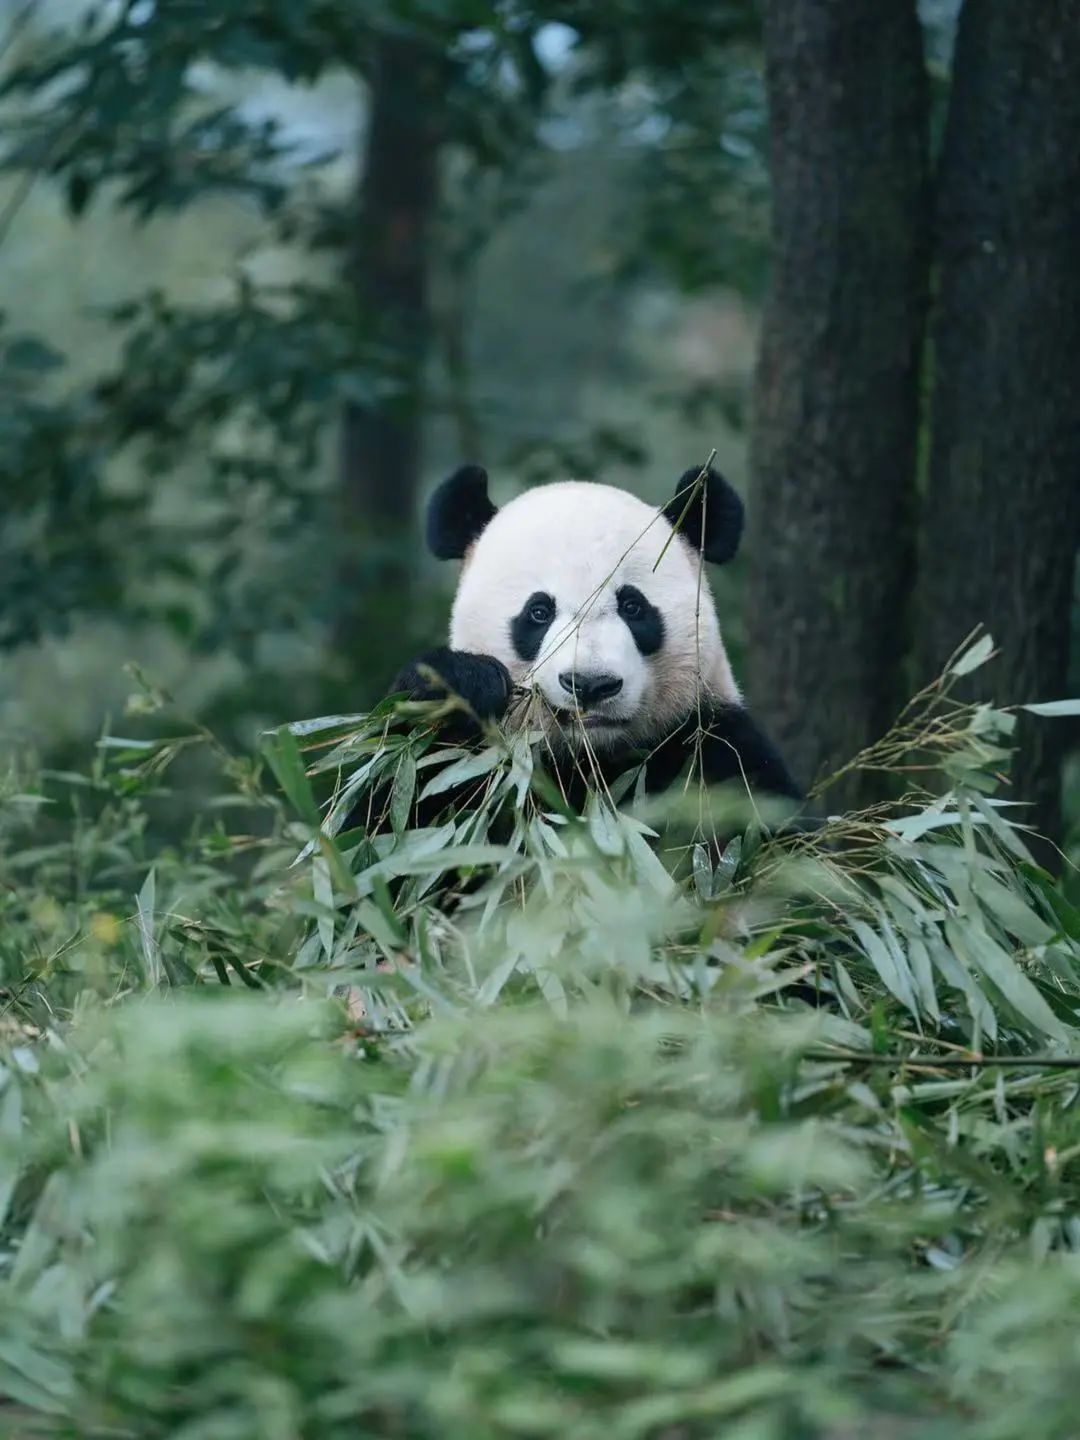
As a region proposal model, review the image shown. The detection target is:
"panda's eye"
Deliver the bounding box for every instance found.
[616,584,663,656]
[528,598,554,624]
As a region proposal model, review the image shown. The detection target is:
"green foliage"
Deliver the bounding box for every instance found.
[0,0,562,663]
[2,647,1080,1435]
[0,320,121,649]
[0,2,560,220]
[0,0,778,669]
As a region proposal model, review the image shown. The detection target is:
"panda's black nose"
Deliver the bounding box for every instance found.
[558,670,624,708]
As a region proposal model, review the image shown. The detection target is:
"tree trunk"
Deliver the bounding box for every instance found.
[432,228,484,461]
[918,0,1080,849]
[337,32,444,693]
[748,0,930,808]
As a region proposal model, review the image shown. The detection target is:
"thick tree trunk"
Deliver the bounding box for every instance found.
[748,0,930,808]
[918,0,1080,849]
[337,32,444,691]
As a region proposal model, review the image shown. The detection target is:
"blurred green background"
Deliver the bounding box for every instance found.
[0,0,1077,861]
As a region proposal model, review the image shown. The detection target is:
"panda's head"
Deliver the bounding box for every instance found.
[427,463,745,752]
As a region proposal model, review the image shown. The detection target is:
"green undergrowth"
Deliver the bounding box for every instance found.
[1,640,1080,1438]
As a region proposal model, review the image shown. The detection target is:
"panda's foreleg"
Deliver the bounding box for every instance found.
[695,703,802,803]
[388,647,512,739]
[341,649,511,841]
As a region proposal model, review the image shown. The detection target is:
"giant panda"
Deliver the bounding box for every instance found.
[381,462,800,818]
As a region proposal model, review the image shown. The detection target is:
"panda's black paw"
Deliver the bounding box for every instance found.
[389,647,512,725]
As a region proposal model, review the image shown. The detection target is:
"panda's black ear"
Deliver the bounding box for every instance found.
[663,464,745,565]
[426,464,498,560]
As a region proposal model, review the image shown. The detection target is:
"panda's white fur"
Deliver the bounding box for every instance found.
[448,481,740,752]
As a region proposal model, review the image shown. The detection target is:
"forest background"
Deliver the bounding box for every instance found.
[2,0,1076,871]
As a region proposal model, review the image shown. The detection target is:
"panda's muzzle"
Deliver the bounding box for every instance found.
[557,670,624,710]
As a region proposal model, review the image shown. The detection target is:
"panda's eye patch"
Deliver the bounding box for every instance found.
[616,584,664,656]
[511,591,556,661]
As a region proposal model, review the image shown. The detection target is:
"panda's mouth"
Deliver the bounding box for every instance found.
[508,688,634,738]
[554,709,632,732]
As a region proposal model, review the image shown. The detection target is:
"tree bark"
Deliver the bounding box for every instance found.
[748,0,930,808]
[918,0,1080,848]
[337,31,444,691]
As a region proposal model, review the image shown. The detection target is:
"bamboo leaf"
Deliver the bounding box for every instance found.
[263,727,319,825]
[419,748,501,800]
[972,873,1055,948]
[950,633,994,676]
[312,853,334,960]
[477,952,523,1006]
[945,918,1070,1041]
[390,748,417,834]
[906,934,940,1024]
[527,964,568,1018]
[1021,699,1080,717]
[135,868,161,987]
[692,843,713,900]
[1020,863,1080,941]
[849,918,919,1019]
[284,712,369,737]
